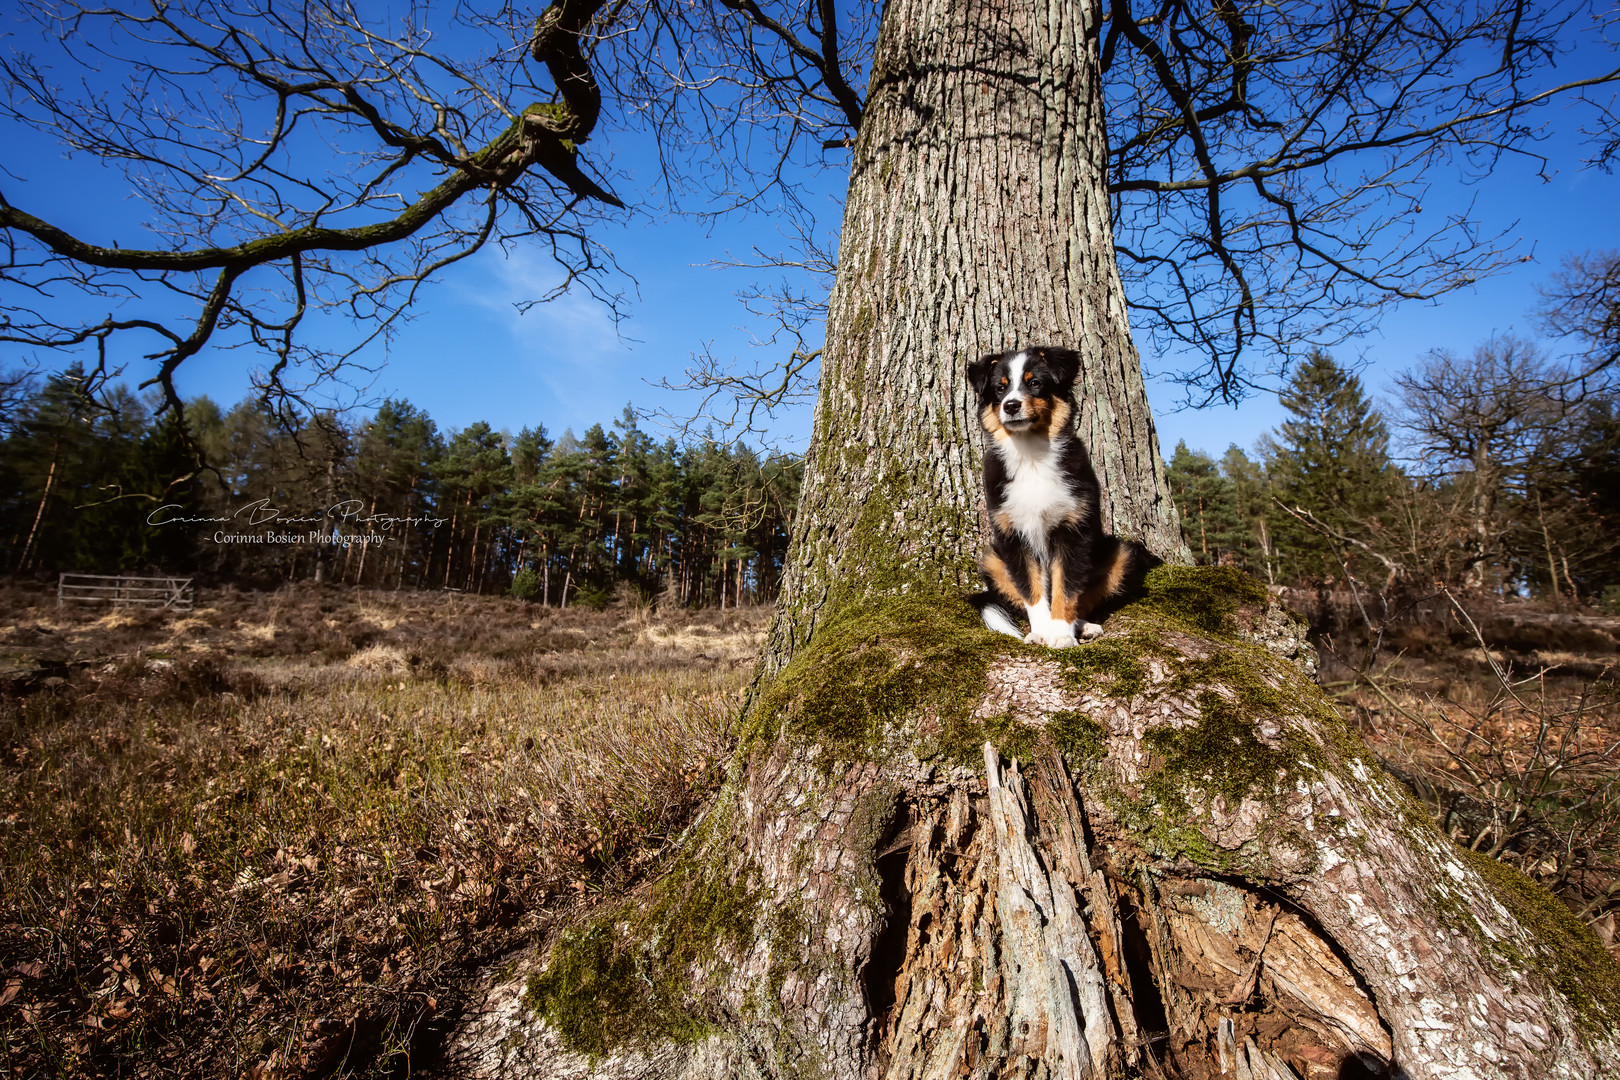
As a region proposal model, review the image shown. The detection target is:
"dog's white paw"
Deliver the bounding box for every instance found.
[1030,628,1079,649]
[1078,621,1104,641]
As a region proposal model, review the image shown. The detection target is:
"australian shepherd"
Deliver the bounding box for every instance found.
[967,346,1160,648]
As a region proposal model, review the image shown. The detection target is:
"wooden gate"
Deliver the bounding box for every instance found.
[57,574,195,611]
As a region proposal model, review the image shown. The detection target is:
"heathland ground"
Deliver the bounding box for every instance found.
[0,582,765,1077]
[1,582,1615,1077]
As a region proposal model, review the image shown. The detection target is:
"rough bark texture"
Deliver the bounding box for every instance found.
[457,574,1620,1079]
[761,0,1184,676]
[444,0,1620,1073]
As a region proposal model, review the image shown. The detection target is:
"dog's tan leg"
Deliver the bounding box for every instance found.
[1032,556,1080,648]
[1073,542,1134,639]
[1025,554,1045,607]
[983,552,1033,608]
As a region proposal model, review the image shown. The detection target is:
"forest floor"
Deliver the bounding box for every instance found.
[1306,591,1620,955]
[0,581,1616,1078]
[0,581,767,1078]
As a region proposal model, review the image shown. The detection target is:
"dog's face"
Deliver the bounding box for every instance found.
[967,347,1079,436]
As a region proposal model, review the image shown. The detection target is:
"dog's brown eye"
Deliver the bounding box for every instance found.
[998,378,1008,389]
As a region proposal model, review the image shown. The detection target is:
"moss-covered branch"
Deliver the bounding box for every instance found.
[0,109,619,277]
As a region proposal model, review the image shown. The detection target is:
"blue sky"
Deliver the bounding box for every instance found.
[4,9,1618,466]
[1149,121,1620,462]
[336,119,1619,463]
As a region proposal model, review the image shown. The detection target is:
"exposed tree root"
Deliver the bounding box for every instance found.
[456,581,1620,1079]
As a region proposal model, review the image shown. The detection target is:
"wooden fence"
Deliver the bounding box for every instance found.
[58,574,195,611]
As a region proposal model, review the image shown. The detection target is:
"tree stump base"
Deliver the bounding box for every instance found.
[506,569,1619,1079]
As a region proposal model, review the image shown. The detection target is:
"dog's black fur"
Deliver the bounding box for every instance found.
[966,346,1159,647]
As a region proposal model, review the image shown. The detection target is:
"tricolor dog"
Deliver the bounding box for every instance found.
[968,346,1159,648]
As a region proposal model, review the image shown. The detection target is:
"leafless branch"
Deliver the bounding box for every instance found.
[0,0,627,426]
[1104,0,1620,402]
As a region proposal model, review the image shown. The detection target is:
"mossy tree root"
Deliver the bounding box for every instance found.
[508,568,1620,1080]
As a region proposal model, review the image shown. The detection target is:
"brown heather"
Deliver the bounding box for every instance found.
[0,581,766,1078]
[1316,599,1620,948]
[1,578,1615,1077]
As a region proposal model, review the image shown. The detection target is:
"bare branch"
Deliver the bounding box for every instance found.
[0,0,627,420]
[1105,0,1620,401]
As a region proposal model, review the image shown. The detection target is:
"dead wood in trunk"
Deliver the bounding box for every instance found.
[444,0,1620,1068]
[466,569,1620,1080]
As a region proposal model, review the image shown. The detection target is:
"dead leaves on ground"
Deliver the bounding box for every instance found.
[0,593,755,1078]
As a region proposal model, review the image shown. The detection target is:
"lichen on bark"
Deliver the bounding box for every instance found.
[509,568,1620,1079]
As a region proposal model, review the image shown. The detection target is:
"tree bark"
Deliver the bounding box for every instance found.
[761,0,1183,675]
[470,0,1620,1076]
[470,581,1620,1079]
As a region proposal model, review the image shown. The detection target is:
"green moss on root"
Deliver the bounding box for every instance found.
[1136,563,1271,638]
[935,711,1047,767]
[1142,689,1324,815]
[753,566,1321,784]
[1049,568,1341,870]
[522,919,708,1056]
[1457,847,1620,1035]
[745,591,1018,764]
[524,797,760,1056]
[1057,632,1157,699]
[1168,647,1331,723]
[1047,710,1108,765]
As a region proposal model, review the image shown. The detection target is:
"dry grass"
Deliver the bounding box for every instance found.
[1316,594,1620,953]
[0,581,768,1078]
[10,577,1611,1073]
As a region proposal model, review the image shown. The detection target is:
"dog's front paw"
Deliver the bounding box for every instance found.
[1078,621,1104,641]
[1031,628,1079,649]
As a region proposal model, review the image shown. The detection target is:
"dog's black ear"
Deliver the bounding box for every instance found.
[967,354,998,397]
[1040,347,1080,391]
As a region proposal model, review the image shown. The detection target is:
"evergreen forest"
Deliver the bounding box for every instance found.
[1166,344,1620,611]
[0,373,800,608]
[3,336,1617,611]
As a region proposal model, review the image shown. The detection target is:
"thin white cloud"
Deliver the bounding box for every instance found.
[454,248,631,419]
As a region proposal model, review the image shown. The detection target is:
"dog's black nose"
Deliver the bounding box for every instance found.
[1004,399,1021,414]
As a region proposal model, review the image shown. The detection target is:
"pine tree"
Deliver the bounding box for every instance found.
[436,422,512,593]
[1265,349,1396,582]
[4,365,125,572]
[352,399,441,587]
[610,406,656,589]
[1522,392,1620,607]
[1165,442,1235,565]
[1571,398,1620,606]
[1220,444,1279,584]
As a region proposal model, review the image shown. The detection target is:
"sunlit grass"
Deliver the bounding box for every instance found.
[0,585,764,1078]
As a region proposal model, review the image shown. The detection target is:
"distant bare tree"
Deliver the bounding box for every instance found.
[1393,336,1574,589]
[1539,249,1620,384]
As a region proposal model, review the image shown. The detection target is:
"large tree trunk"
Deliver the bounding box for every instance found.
[454,0,1620,1075]
[761,0,1183,675]
[465,577,1620,1079]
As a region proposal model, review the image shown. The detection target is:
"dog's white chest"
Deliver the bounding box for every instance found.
[997,437,1078,556]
